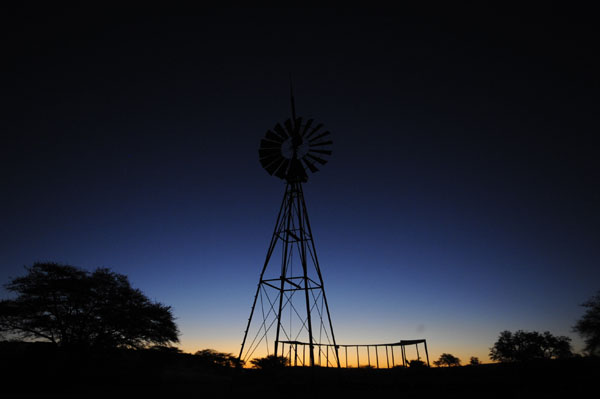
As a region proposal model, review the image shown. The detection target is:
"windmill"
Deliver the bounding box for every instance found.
[239,87,339,367]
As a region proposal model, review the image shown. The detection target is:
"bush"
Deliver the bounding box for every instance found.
[408,359,427,368]
[194,349,243,368]
[250,355,289,369]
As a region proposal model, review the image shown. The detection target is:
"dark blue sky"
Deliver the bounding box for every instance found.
[1,6,598,362]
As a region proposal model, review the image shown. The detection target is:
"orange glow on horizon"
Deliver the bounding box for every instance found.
[178,337,493,367]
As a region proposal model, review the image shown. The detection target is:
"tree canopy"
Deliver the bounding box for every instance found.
[0,262,179,350]
[573,291,600,356]
[433,353,461,367]
[469,356,481,366]
[489,330,572,362]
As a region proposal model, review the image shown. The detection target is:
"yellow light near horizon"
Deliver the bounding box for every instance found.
[178,336,494,367]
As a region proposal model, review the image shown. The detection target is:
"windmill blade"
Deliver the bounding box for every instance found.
[274,158,291,179]
[309,149,332,155]
[301,118,314,137]
[307,153,328,165]
[259,153,282,164]
[259,156,281,171]
[302,157,319,173]
[308,130,330,143]
[304,123,324,140]
[273,123,289,140]
[259,149,281,159]
[265,130,285,143]
[310,140,333,147]
[260,139,281,150]
[259,149,281,158]
[264,157,286,176]
[259,148,281,159]
[259,152,283,166]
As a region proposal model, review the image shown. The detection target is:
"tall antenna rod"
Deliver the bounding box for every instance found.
[289,74,297,121]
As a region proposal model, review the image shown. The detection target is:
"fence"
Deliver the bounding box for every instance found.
[278,339,429,368]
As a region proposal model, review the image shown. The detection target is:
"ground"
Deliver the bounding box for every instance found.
[1,342,597,398]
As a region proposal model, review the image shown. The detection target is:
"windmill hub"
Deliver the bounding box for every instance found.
[281,135,308,159]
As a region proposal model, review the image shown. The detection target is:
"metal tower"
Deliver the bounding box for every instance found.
[239,90,339,367]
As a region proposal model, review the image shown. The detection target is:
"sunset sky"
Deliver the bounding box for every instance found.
[2,6,598,364]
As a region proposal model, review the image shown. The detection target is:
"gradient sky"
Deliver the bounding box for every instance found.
[2,6,598,364]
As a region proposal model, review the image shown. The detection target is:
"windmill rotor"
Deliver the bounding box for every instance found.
[258,116,332,182]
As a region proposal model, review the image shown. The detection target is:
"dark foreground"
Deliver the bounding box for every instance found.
[1,343,597,398]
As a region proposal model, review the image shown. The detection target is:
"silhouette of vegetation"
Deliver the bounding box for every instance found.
[0,340,597,396]
[0,262,179,350]
[490,330,572,362]
[149,344,182,353]
[194,349,244,368]
[408,359,427,368]
[433,353,461,367]
[573,290,600,356]
[469,356,481,365]
[250,354,289,369]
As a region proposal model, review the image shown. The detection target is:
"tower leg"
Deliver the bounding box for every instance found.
[239,185,288,363]
[240,182,339,367]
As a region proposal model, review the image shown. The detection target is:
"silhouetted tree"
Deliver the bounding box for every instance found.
[0,262,179,350]
[469,356,481,366]
[573,291,600,356]
[489,330,572,362]
[194,349,243,368]
[250,355,289,369]
[433,353,461,367]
